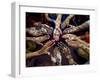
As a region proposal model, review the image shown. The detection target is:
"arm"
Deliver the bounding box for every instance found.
[63,20,89,34]
[61,14,74,29]
[53,14,62,41]
[57,42,77,65]
[26,50,42,59]
[26,35,50,45]
[26,40,55,59]
[62,34,89,59]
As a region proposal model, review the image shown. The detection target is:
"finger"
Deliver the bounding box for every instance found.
[58,28,62,34]
[44,40,55,48]
[49,42,55,48]
[47,42,55,50]
[67,41,79,48]
[45,40,52,46]
[62,34,71,39]
[43,42,55,53]
[62,34,68,39]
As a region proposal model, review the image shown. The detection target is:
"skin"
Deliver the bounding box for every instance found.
[62,34,89,48]
[62,34,89,59]
[26,23,53,36]
[51,47,62,65]
[45,13,62,41]
[26,14,89,65]
[53,28,62,41]
[61,14,74,29]
[63,20,89,34]
[53,14,62,41]
[26,40,55,59]
[58,42,77,65]
[26,35,50,45]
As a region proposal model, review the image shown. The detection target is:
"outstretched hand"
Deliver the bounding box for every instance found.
[53,28,62,41]
[41,40,55,54]
[62,34,82,48]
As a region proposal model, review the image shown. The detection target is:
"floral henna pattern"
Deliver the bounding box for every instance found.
[26,13,90,67]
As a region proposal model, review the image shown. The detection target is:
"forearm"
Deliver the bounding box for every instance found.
[77,38,89,53]
[26,35,50,43]
[77,48,89,60]
[55,14,62,28]
[26,50,42,59]
[61,15,74,29]
[66,54,77,65]
[69,20,89,33]
[63,48,77,65]
[79,44,89,54]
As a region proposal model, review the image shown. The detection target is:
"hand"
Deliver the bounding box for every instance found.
[26,40,55,59]
[53,28,62,41]
[62,34,79,41]
[63,25,76,34]
[65,40,82,48]
[41,40,55,54]
[62,34,81,48]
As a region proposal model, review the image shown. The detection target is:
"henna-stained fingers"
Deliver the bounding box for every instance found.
[62,34,89,59]
[26,35,50,43]
[26,23,53,36]
[63,20,89,34]
[57,42,77,65]
[61,14,74,29]
[41,40,55,54]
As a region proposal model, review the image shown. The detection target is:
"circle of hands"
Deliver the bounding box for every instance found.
[26,14,89,65]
